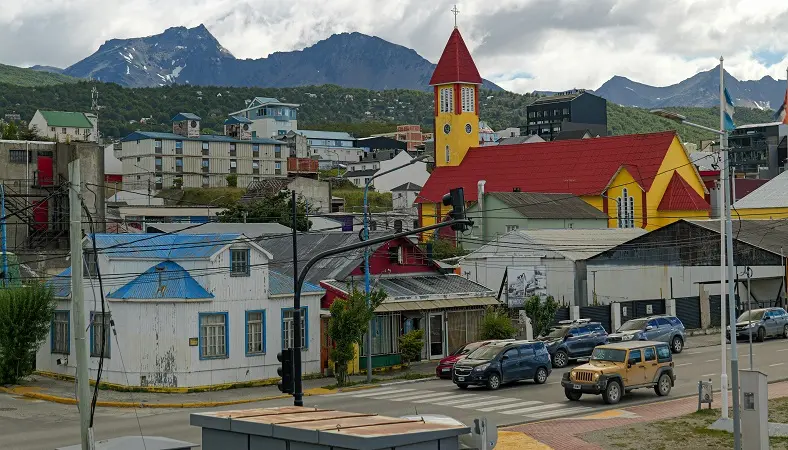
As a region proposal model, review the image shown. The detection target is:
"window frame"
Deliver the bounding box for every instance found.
[230,248,250,277]
[656,345,672,362]
[439,87,454,113]
[627,349,642,364]
[51,310,70,354]
[245,310,266,356]
[461,86,475,113]
[282,306,309,350]
[643,346,656,362]
[89,311,111,358]
[199,312,229,360]
[9,149,27,164]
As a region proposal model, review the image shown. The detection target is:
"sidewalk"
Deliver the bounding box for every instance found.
[505,380,788,449]
[1,361,438,408]
[685,330,723,349]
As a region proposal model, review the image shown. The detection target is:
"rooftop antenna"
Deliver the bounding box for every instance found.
[91,86,100,143]
[451,4,460,28]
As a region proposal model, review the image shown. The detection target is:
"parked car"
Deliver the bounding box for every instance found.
[452,340,551,390]
[727,307,788,342]
[607,315,686,353]
[537,319,608,368]
[561,341,675,404]
[436,340,511,379]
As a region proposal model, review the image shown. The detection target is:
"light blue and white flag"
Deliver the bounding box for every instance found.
[723,87,735,131]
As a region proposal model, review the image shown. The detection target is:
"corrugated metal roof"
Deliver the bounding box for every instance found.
[90,233,243,259]
[48,267,72,298]
[322,274,494,300]
[297,130,356,141]
[224,115,253,125]
[146,223,291,236]
[485,192,608,219]
[391,182,422,191]
[376,297,500,312]
[39,111,93,128]
[120,131,281,145]
[464,228,646,261]
[686,219,788,256]
[733,170,788,209]
[107,261,213,299]
[497,135,545,145]
[171,112,201,121]
[269,271,323,296]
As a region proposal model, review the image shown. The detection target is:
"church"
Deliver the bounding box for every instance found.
[417,26,711,234]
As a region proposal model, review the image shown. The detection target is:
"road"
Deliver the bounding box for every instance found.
[2,337,787,450]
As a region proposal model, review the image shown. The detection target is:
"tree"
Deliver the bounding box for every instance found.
[201,127,216,135]
[524,295,560,338]
[217,191,311,231]
[1,122,19,140]
[424,237,469,260]
[327,288,386,386]
[226,174,238,188]
[0,284,55,384]
[398,330,424,368]
[479,307,517,340]
[173,177,183,189]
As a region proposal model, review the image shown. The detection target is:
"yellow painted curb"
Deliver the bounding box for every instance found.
[495,431,553,450]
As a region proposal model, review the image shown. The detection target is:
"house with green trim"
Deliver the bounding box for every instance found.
[28,110,97,143]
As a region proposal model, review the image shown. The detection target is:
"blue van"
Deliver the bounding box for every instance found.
[452,340,552,390]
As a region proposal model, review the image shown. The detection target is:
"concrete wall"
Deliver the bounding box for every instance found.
[393,190,419,210]
[288,177,331,214]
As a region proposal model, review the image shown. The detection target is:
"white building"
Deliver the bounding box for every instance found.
[28,110,97,143]
[392,182,422,210]
[39,233,323,388]
[345,150,429,193]
[229,97,299,139]
[297,130,359,169]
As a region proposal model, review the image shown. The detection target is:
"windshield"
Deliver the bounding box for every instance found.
[618,319,648,332]
[466,346,501,361]
[455,341,485,356]
[591,348,627,363]
[737,310,766,322]
[541,326,569,339]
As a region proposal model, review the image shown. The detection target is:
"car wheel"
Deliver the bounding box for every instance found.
[487,373,501,390]
[553,350,568,368]
[602,380,622,405]
[783,324,788,339]
[671,336,684,354]
[757,327,766,342]
[457,383,469,390]
[655,373,672,396]
[565,389,582,401]
[534,367,548,384]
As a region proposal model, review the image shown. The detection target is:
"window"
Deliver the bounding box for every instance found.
[50,127,55,132]
[155,175,163,190]
[413,219,419,229]
[363,312,402,356]
[229,143,236,156]
[505,225,519,232]
[644,347,656,362]
[155,157,162,170]
[175,157,183,172]
[90,312,111,358]
[199,313,228,359]
[439,87,454,113]
[445,145,450,163]
[628,349,641,364]
[617,188,635,228]
[253,177,260,182]
[461,86,475,113]
[51,311,70,354]
[370,220,377,231]
[84,128,90,136]
[274,145,281,158]
[9,150,27,164]
[563,108,569,115]
[230,248,250,276]
[202,158,209,173]
[518,344,535,356]
[61,128,67,134]
[202,175,209,187]
[246,310,265,355]
[656,345,672,362]
[84,250,98,278]
[275,162,281,175]
[155,140,163,149]
[202,141,209,154]
[282,307,308,350]
[361,165,366,170]
[647,319,659,329]
[388,246,401,263]
[656,317,670,327]
[252,160,260,174]
[230,159,237,173]
[503,348,519,359]
[252,144,260,155]
[278,130,287,135]
[668,317,683,327]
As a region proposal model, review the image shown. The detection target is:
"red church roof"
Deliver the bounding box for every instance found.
[658,172,710,211]
[429,28,483,86]
[417,131,678,203]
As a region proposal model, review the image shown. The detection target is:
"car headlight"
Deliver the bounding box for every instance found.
[748,322,759,328]
[473,363,490,372]
[622,334,634,341]
[593,373,600,380]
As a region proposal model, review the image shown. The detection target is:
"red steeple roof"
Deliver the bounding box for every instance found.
[429,28,483,86]
[658,172,710,211]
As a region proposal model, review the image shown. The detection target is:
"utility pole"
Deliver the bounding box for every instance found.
[147,178,151,206]
[746,266,753,370]
[69,160,93,450]
[291,190,303,406]
[1,184,7,287]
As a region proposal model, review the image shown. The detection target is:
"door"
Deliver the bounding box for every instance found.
[518,344,537,379]
[765,310,780,336]
[564,326,583,357]
[499,347,521,382]
[642,346,659,383]
[625,349,645,385]
[654,318,672,342]
[428,312,444,359]
[643,319,661,340]
[574,326,594,356]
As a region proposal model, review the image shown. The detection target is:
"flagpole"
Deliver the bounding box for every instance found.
[718,56,729,420]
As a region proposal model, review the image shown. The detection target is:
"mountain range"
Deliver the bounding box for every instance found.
[41,24,501,92]
[596,66,787,112]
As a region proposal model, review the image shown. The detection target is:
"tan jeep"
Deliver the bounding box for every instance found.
[560,341,676,404]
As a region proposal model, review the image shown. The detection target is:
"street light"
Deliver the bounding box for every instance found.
[650,108,741,443]
[362,154,431,382]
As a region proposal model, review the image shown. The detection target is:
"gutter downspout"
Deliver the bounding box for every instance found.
[477,180,486,244]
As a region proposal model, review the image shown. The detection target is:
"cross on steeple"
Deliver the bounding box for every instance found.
[451,4,460,28]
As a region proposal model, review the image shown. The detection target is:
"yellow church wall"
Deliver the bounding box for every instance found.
[735,207,788,220]
[604,168,646,228]
[650,210,710,228]
[434,83,480,167]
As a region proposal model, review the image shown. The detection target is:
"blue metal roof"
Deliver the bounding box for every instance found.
[269,271,322,296]
[90,233,243,259]
[224,115,253,125]
[108,261,214,300]
[48,267,72,298]
[121,131,281,146]
[171,112,201,121]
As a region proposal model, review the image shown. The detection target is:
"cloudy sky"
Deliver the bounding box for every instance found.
[2,0,787,93]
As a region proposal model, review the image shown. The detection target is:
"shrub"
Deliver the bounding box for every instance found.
[479,307,516,340]
[398,330,424,367]
[524,295,560,338]
[226,174,238,188]
[0,284,56,384]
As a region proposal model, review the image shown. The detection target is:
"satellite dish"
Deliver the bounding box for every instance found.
[243,124,249,131]
[190,120,197,127]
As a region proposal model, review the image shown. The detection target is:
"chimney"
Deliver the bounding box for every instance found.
[477,180,486,244]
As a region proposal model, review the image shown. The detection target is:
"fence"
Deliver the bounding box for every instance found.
[675,296,702,329]
[620,299,666,323]
[579,305,612,332]
[553,307,570,325]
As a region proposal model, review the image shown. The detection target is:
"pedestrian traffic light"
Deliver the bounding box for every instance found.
[442,187,471,232]
[277,349,294,394]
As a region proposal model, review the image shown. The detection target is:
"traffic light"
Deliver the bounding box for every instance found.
[442,187,471,232]
[277,349,294,394]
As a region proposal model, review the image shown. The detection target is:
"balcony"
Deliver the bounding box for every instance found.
[287,157,319,174]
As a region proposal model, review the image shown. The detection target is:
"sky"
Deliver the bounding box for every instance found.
[2,0,788,93]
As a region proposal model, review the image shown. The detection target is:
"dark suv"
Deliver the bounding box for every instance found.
[537,319,608,368]
[452,340,551,390]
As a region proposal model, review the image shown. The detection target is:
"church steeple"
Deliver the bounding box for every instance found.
[430,27,482,167]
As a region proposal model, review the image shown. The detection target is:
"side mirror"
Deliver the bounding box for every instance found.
[627,361,633,368]
[565,334,574,339]
[501,355,509,360]
[645,325,654,331]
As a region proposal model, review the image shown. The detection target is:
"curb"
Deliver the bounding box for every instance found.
[0,386,336,409]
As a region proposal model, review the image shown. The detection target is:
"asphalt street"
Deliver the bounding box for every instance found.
[2,337,787,450]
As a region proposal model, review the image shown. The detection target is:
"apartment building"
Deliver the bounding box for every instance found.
[229,97,299,139]
[298,130,360,169]
[120,113,286,190]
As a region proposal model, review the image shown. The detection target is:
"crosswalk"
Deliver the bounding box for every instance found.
[327,387,594,420]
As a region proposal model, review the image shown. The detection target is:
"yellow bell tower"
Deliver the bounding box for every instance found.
[430,27,482,168]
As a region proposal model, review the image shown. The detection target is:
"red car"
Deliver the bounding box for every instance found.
[436,340,507,379]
